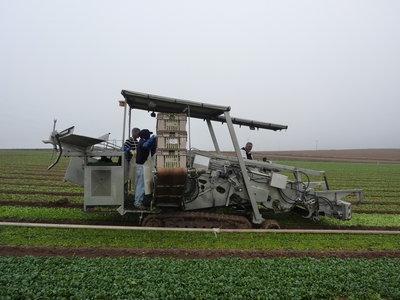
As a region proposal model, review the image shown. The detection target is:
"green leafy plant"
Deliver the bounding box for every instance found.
[1,256,399,299]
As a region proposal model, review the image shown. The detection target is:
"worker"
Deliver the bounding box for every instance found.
[134,129,156,209]
[262,157,271,163]
[241,142,253,160]
[124,127,140,189]
[142,137,157,207]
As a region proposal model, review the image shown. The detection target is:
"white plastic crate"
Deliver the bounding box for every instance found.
[156,149,187,168]
[157,113,187,131]
[156,131,187,149]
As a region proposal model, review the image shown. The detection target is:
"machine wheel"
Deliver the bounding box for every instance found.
[261,219,280,229]
[142,215,163,227]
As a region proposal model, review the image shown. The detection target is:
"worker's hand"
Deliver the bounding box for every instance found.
[123,147,131,153]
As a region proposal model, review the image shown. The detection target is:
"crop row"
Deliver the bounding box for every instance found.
[279,161,400,185]
[1,226,400,250]
[1,256,399,299]
[4,177,397,197]
[1,152,399,197]
[1,205,400,229]
[0,193,83,203]
[0,184,82,194]
[0,172,65,179]
[351,204,400,212]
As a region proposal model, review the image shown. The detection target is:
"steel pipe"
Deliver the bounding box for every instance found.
[1,222,399,234]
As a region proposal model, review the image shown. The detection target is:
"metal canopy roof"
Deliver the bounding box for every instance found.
[215,116,288,131]
[121,90,288,131]
[122,90,229,118]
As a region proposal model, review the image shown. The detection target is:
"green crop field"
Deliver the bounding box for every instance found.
[1,150,399,225]
[1,149,400,299]
[1,256,400,299]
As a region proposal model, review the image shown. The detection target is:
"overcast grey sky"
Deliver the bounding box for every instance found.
[1,0,399,151]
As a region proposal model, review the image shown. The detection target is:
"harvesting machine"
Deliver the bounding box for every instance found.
[43,90,364,228]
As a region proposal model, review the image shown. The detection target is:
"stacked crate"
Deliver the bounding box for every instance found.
[156,113,187,168]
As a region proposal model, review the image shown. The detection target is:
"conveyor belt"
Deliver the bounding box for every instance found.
[154,167,187,206]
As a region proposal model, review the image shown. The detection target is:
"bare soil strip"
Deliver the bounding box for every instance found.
[1,246,399,259]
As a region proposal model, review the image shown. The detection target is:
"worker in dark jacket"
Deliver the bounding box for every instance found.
[134,129,156,209]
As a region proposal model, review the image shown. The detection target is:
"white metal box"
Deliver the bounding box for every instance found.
[84,164,124,208]
[193,154,211,169]
[270,172,288,189]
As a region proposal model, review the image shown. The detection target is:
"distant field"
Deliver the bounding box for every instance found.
[5,147,400,163]
[253,148,400,164]
[1,148,399,222]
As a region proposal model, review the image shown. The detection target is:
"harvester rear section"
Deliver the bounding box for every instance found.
[143,148,363,228]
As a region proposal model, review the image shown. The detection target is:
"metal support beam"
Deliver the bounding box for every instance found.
[223,111,263,223]
[121,100,127,149]
[206,119,220,154]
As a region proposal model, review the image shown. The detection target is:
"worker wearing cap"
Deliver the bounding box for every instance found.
[134,129,156,209]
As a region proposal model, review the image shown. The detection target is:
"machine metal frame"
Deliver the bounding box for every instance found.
[43,90,364,227]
